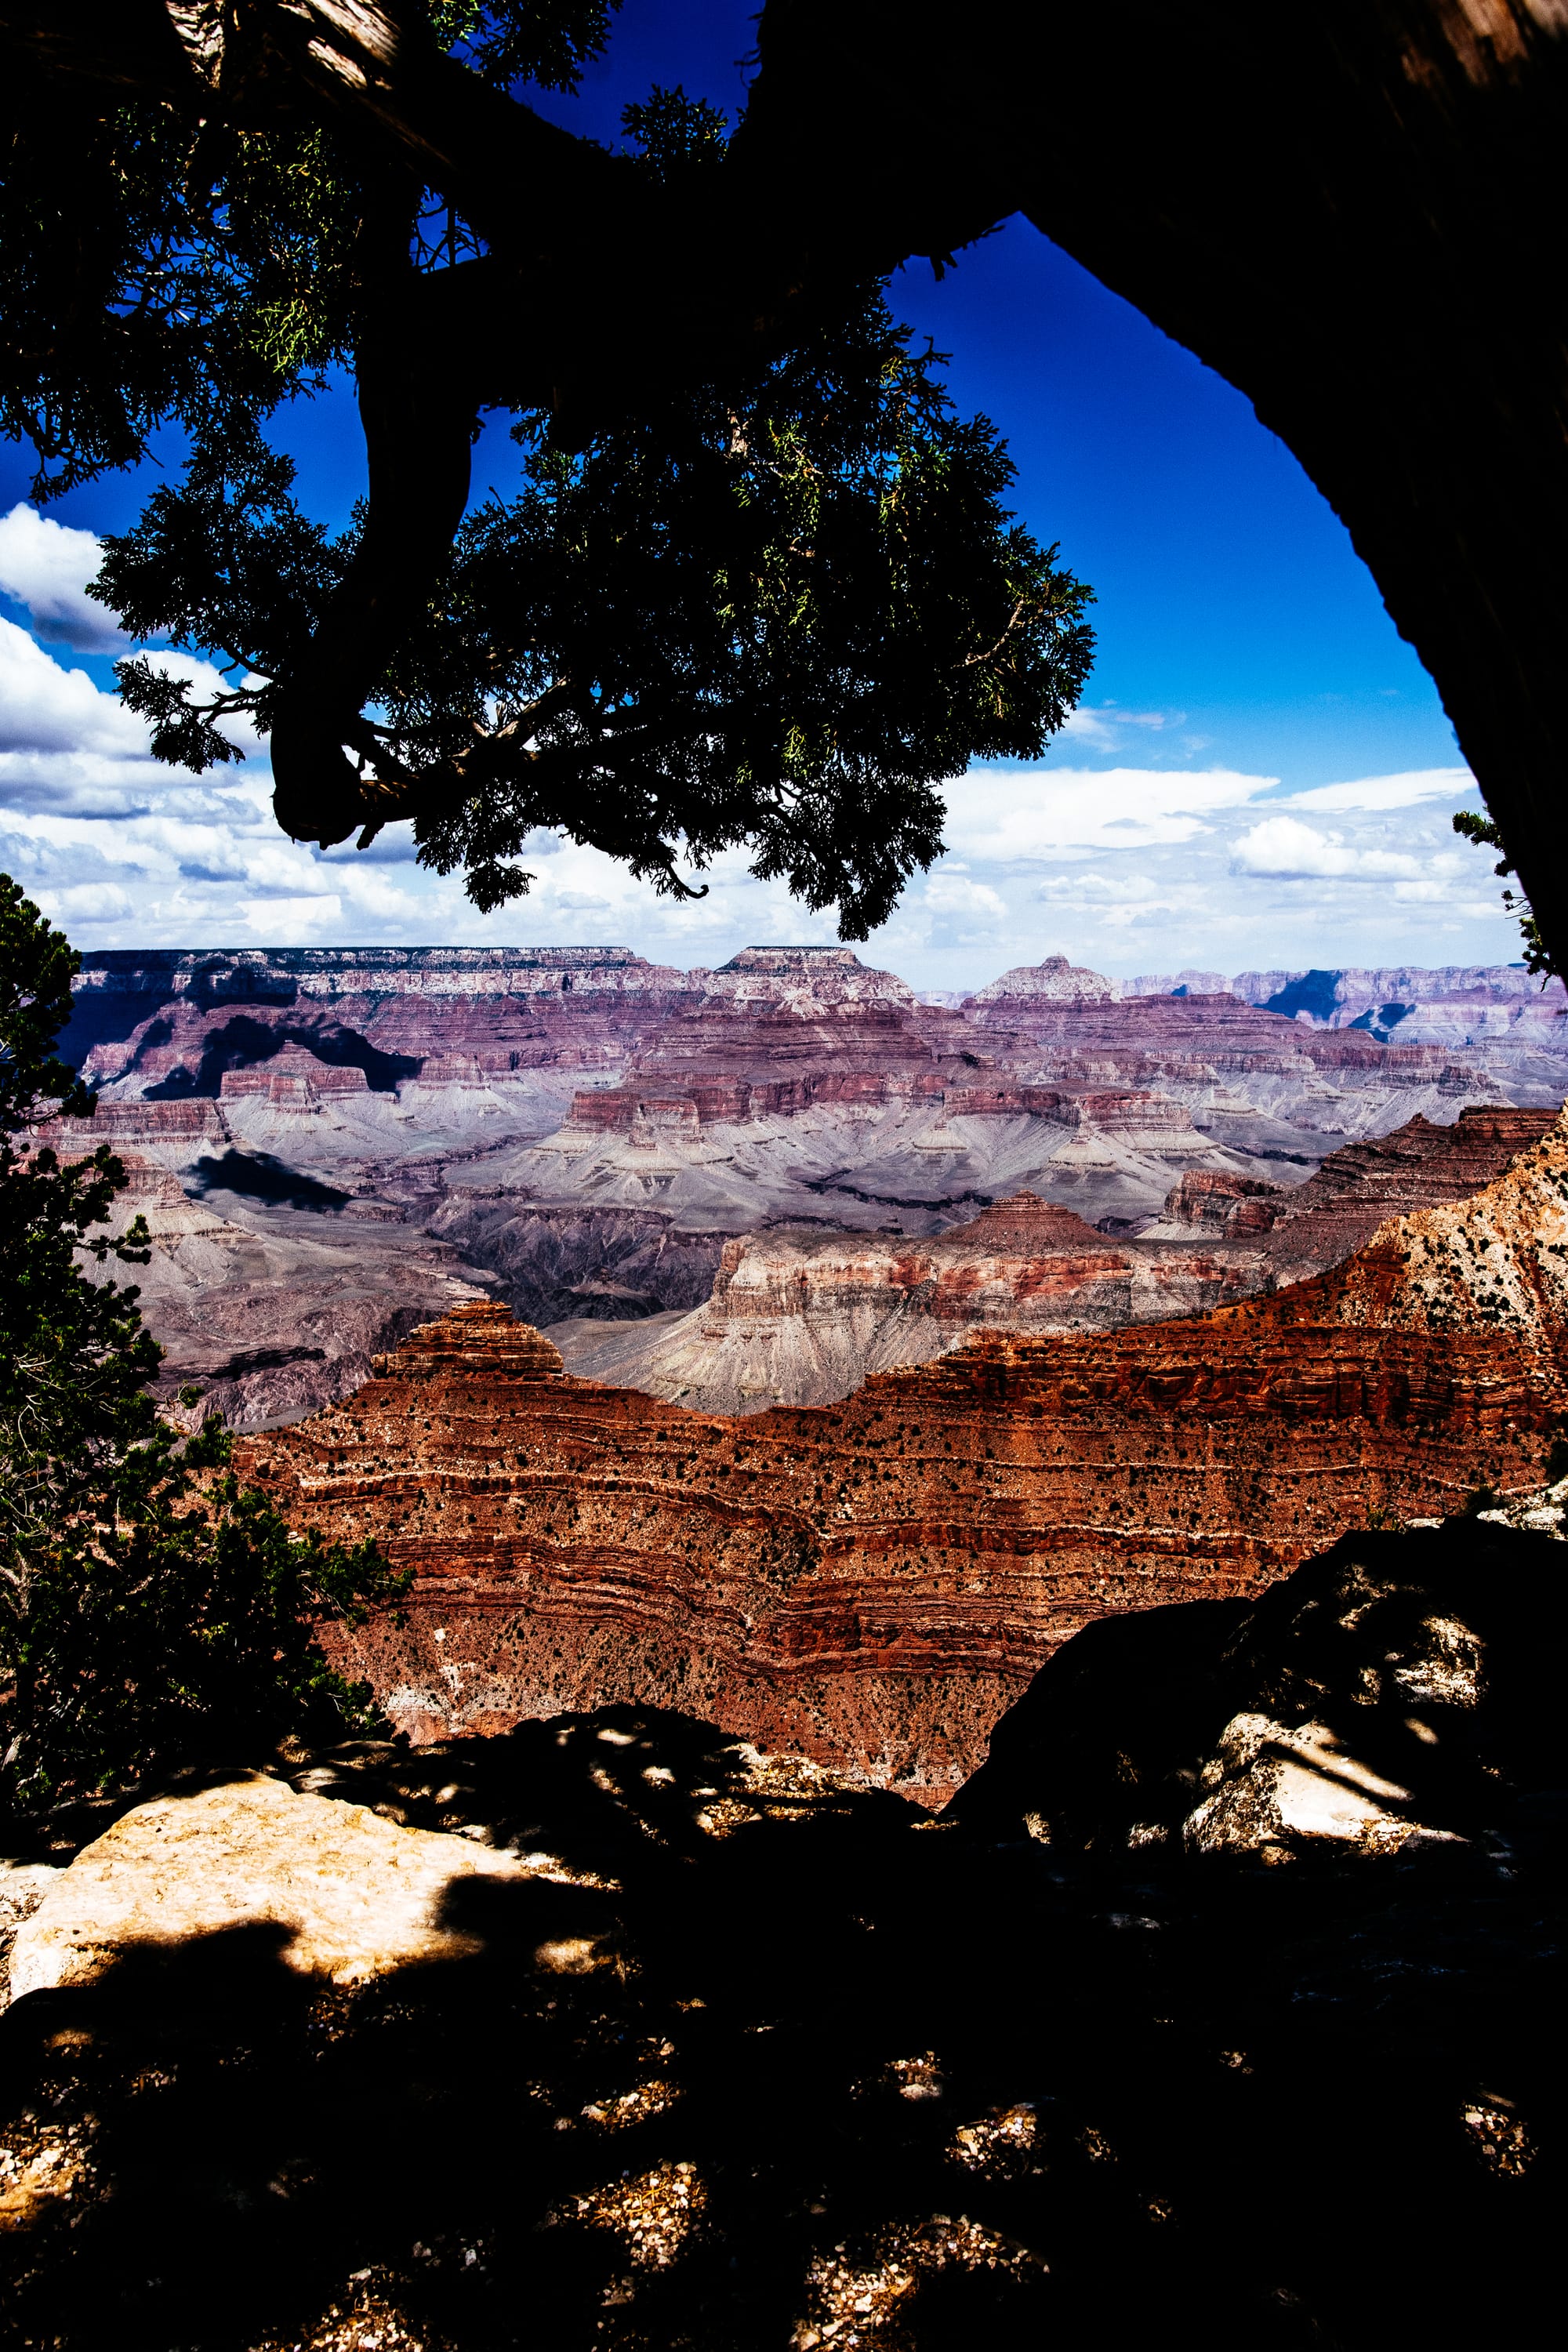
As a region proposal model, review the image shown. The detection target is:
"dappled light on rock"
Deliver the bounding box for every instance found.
[0,1650,1559,2347]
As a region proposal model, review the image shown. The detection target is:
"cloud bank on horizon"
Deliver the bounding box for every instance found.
[0,503,1522,989]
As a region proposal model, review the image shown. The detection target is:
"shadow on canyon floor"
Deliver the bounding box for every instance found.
[187,1149,354,1214]
[2,1707,1561,2351]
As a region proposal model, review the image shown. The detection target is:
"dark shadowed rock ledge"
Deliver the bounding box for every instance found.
[0,1520,1559,2350]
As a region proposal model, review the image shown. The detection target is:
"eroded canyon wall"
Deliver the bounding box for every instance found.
[547,1106,1560,1413]
[52,947,1568,1427]
[239,1117,1568,1799]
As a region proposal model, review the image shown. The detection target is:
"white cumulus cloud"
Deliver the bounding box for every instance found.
[0,619,147,757]
[1229,815,1422,880]
[0,504,127,652]
[1287,765,1475,814]
[945,766,1273,861]
[921,874,1008,920]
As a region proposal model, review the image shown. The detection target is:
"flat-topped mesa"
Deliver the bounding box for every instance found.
[704,946,919,1008]
[966,989,1312,1048]
[933,1083,1202,1135]
[31,1098,230,1156]
[1232,962,1568,1016]
[564,1069,950,1134]
[968,954,1120,1004]
[67,946,706,1100]
[71,944,694,1004]
[1124,970,1233,997]
[241,1119,1568,1799]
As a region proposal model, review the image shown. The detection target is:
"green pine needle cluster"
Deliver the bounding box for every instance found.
[0,877,408,1820]
[1452,810,1557,981]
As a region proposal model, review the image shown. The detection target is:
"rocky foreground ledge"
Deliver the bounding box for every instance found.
[0,1519,1558,2350]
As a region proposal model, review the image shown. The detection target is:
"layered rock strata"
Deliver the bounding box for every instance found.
[1197,1102,1559,1279]
[547,1108,1560,1413]
[546,1190,1269,1413]
[49,949,1567,1431]
[33,1112,492,1428]
[241,1122,1568,1796]
[67,946,702,1128]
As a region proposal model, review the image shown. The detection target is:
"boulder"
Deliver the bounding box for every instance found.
[7,1773,528,2001]
[949,1518,1568,1860]
[0,1860,64,2005]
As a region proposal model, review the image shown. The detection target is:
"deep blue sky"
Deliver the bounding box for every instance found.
[0,0,1456,786]
[3,0,1508,980]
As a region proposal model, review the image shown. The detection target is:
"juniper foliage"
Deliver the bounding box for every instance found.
[0,878,405,1816]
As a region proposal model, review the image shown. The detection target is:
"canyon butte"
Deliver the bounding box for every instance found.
[53,942,1568,1422]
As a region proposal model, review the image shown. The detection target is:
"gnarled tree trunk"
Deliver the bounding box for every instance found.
[746,1,1568,966]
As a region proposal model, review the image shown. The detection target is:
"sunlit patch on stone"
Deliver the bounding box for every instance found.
[580,2078,681,2131]
[1462,2098,1535,2176]
[532,1934,614,1974]
[949,2101,1037,2174]
[791,2212,1042,2344]
[556,2158,709,2269]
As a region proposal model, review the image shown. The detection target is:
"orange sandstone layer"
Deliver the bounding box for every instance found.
[238,1123,1568,1800]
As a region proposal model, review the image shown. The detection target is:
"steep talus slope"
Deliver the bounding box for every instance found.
[241,1122,1568,1796]
[547,1106,1558,1413]
[33,1109,492,1428]
[550,1189,1268,1411]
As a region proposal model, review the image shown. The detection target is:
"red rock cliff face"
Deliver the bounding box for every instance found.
[240,1121,1568,1800]
[76,948,703,1095]
[1159,1105,1559,1269]
[1256,1105,1559,1277]
[33,1100,229,1149]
